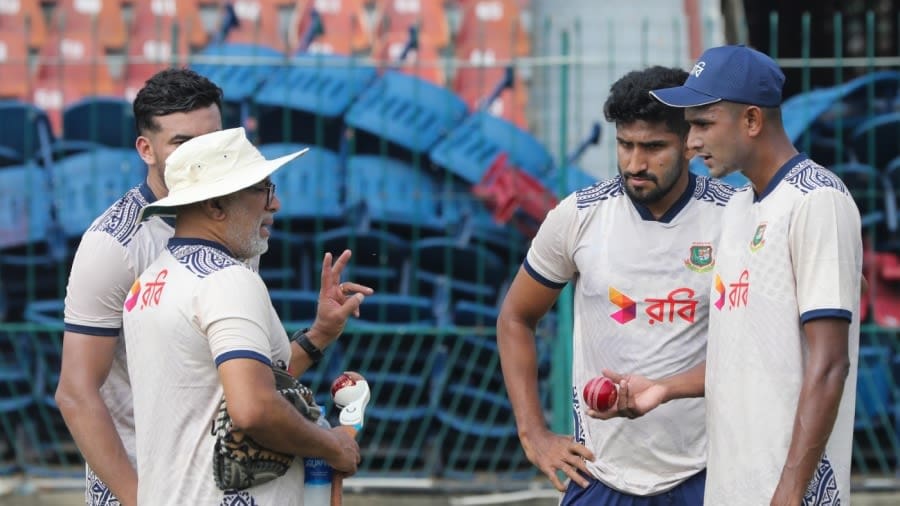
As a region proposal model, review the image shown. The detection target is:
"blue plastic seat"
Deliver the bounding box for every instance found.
[852,112,900,170]
[0,101,54,167]
[411,236,506,303]
[344,71,467,155]
[830,162,891,230]
[314,227,411,293]
[855,345,892,430]
[344,155,444,232]
[430,111,554,184]
[262,143,345,224]
[0,164,52,250]
[191,43,284,128]
[61,97,137,151]
[49,148,146,240]
[269,289,319,326]
[255,54,378,146]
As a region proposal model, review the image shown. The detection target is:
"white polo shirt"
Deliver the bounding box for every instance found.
[705,154,862,504]
[525,172,735,495]
[122,238,302,506]
[63,183,174,502]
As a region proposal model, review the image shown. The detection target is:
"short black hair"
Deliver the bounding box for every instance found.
[133,68,224,134]
[604,66,690,137]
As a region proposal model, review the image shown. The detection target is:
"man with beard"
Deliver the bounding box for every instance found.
[121,128,369,505]
[496,66,735,505]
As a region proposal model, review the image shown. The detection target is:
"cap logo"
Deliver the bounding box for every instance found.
[691,61,706,78]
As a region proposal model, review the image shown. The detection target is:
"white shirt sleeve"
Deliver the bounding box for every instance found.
[790,188,863,323]
[63,231,135,335]
[195,267,280,367]
[524,193,579,287]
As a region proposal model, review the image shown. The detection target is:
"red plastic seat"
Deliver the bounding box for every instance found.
[373,0,449,49]
[455,0,530,57]
[0,0,47,50]
[33,32,121,134]
[214,0,289,51]
[49,0,128,51]
[371,30,444,86]
[291,0,370,55]
[0,32,32,100]
[123,0,207,101]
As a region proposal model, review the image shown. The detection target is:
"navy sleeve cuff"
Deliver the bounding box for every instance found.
[63,323,120,337]
[800,308,853,324]
[214,350,272,368]
[523,259,568,289]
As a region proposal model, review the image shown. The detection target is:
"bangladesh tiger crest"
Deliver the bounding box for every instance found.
[684,243,714,272]
[750,223,767,252]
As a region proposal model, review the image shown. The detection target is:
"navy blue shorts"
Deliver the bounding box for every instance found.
[560,469,706,506]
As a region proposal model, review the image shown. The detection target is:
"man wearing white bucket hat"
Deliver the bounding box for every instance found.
[122,127,369,505]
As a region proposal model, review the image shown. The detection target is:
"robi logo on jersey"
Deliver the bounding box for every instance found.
[609,286,699,325]
[713,270,750,310]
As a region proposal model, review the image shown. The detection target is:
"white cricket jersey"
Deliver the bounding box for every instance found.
[63,183,175,503]
[122,238,302,506]
[705,154,862,505]
[526,172,735,495]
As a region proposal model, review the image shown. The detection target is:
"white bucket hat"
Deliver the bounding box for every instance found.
[139,127,308,221]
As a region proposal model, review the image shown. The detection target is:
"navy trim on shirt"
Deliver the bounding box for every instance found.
[630,172,697,223]
[167,237,234,257]
[754,153,809,203]
[800,308,853,324]
[214,350,272,368]
[523,259,568,289]
[63,323,120,337]
[139,182,157,203]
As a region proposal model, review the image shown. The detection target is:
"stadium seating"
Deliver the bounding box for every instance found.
[254,53,378,147]
[344,155,446,234]
[455,0,531,58]
[0,101,54,168]
[430,110,553,184]
[190,42,285,128]
[0,33,32,102]
[32,32,122,134]
[314,226,412,293]
[851,112,900,170]
[123,0,208,101]
[344,70,468,158]
[292,0,370,55]
[61,96,137,152]
[0,0,47,51]
[410,236,505,304]
[48,147,146,243]
[213,0,291,52]
[855,345,893,430]
[49,0,127,51]
[370,29,445,86]
[373,0,449,49]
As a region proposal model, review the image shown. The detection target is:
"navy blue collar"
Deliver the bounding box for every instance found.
[629,171,696,223]
[140,182,177,227]
[167,237,234,257]
[753,153,808,202]
[139,182,157,203]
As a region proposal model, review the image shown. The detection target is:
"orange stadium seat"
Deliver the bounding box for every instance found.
[0,0,47,50]
[291,0,370,55]
[216,0,290,52]
[373,0,449,49]
[33,32,121,133]
[123,0,208,101]
[452,35,514,97]
[0,32,32,100]
[371,30,444,85]
[49,0,127,51]
[455,0,530,57]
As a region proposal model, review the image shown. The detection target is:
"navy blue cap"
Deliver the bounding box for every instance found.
[650,45,785,108]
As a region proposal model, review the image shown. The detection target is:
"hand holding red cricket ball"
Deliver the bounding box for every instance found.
[583,375,618,412]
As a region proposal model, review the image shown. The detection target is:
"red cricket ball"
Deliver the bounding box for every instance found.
[330,371,365,399]
[582,376,618,411]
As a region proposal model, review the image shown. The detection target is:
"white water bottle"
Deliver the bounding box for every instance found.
[303,414,333,506]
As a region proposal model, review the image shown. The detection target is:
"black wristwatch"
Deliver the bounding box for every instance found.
[290,328,324,364]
